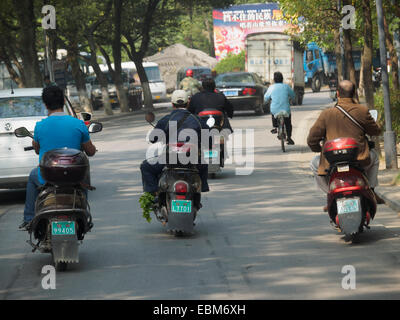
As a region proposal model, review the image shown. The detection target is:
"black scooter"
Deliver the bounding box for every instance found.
[198,109,226,178]
[145,112,202,235]
[15,122,102,271]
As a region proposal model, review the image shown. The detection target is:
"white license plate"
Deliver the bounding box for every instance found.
[337,198,360,214]
[224,90,238,97]
[337,165,349,172]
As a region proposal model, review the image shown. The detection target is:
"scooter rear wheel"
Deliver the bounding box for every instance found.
[55,261,68,272]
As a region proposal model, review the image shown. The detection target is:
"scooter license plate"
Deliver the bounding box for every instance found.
[204,150,218,159]
[51,221,76,236]
[337,165,350,172]
[171,200,192,213]
[337,198,360,214]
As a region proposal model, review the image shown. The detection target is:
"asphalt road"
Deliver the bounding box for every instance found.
[1,90,400,300]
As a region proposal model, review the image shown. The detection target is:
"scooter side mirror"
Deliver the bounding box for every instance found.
[369,109,378,122]
[80,112,92,122]
[14,127,33,139]
[88,121,103,133]
[145,112,155,124]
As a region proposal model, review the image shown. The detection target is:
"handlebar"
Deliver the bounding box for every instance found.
[24,146,34,151]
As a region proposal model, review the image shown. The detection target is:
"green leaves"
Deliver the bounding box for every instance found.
[214,51,245,74]
[139,192,155,223]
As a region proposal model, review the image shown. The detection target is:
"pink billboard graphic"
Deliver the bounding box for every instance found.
[213,3,294,61]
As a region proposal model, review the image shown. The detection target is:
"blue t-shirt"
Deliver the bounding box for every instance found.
[264,83,295,116]
[33,113,90,184]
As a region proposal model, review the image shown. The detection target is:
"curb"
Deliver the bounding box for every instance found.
[0,205,16,220]
[375,189,400,215]
[93,106,170,122]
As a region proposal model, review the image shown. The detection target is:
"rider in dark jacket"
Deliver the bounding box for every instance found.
[188,78,234,133]
[140,90,210,194]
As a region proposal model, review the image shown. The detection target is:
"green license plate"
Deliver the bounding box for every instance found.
[171,200,192,213]
[337,198,360,214]
[51,221,76,236]
[204,150,218,159]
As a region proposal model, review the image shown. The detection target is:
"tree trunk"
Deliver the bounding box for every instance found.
[12,0,42,87]
[68,46,92,113]
[334,30,343,82]
[188,1,194,49]
[135,58,154,111]
[123,40,154,111]
[383,14,400,90]
[343,29,356,84]
[87,36,113,115]
[204,16,215,58]
[362,0,374,108]
[112,0,130,113]
[0,47,25,87]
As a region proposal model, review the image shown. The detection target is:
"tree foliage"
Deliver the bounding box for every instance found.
[214,51,245,74]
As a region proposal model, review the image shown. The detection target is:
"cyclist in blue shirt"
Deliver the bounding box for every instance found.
[19,86,97,230]
[264,71,296,145]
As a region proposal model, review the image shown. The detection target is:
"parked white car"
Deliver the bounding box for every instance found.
[0,88,86,189]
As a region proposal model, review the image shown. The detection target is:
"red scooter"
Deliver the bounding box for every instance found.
[323,137,377,240]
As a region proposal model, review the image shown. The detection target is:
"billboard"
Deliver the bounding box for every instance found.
[213,3,294,61]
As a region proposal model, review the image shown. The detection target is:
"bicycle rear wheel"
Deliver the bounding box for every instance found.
[278,117,286,152]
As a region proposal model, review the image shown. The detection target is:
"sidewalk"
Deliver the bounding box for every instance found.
[375,163,400,216]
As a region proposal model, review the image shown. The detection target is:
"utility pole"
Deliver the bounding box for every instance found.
[338,0,346,81]
[376,0,398,169]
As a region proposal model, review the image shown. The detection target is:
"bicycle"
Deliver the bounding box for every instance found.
[275,111,289,153]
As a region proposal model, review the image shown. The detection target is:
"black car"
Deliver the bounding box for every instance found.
[215,72,269,115]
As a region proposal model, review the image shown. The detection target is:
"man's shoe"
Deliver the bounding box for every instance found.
[287,138,295,145]
[270,128,277,134]
[371,188,385,204]
[374,192,385,204]
[19,221,30,230]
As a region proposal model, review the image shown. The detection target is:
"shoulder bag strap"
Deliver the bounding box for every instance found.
[335,105,365,132]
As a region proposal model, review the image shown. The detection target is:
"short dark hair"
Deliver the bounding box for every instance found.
[42,86,64,110]
[274,72,283,83]
[338,80,355,98]
[202,78,216,92]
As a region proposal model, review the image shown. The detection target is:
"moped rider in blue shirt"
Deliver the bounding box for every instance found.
[19,86,97,230]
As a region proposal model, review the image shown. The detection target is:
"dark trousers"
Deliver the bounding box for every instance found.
[140,160,209,193]
[272,114,292,138]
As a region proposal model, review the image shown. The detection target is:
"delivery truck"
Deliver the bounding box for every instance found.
[245,32,305,105]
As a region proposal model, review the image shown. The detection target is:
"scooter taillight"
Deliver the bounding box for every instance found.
[329,176,365,191]
[174,181,188,194]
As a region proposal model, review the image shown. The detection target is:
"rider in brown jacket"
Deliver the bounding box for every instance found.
[307,80,383,205]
